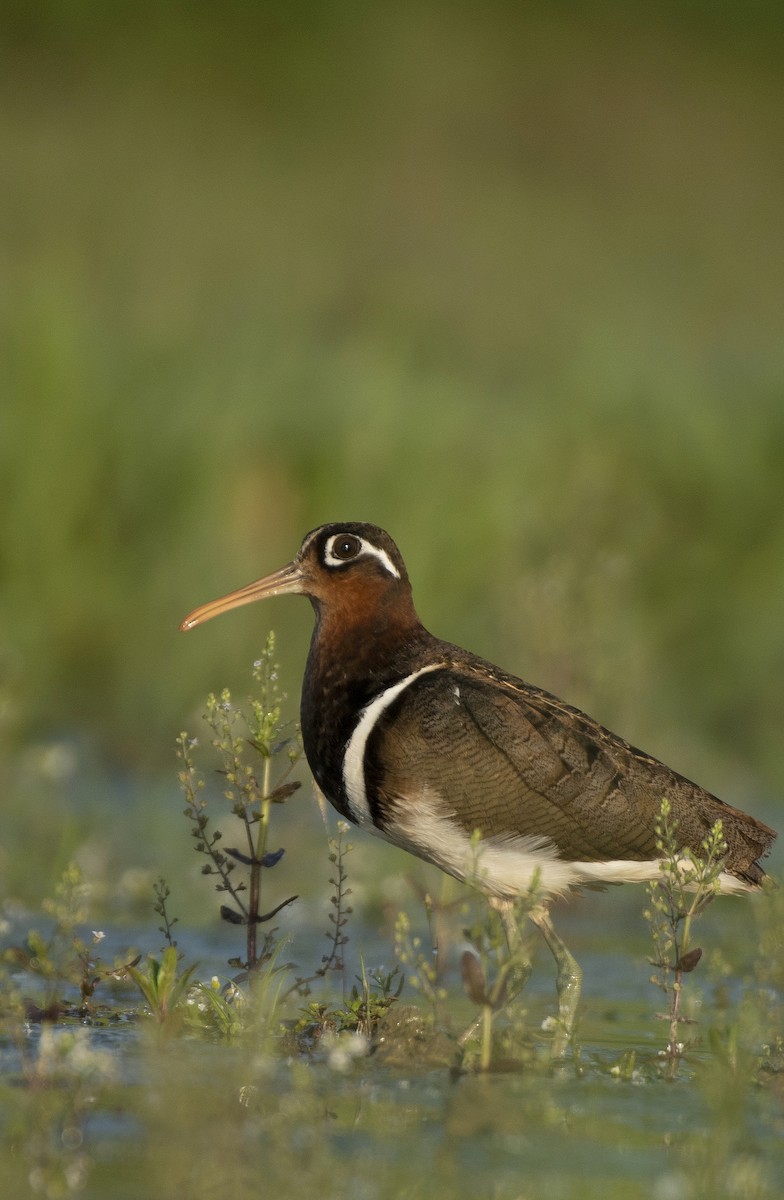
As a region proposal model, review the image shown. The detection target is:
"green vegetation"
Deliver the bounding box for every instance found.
[645,797,729,1074]
[177,632,303,974]
[1,3,782,1196]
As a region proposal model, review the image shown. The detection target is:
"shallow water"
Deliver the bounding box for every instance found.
[2,895,782,1200]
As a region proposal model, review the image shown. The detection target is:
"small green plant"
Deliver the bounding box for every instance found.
[4,863,138,1022]
[293,957,403,1050]
[176,632,303,976]
[153,877,179,949]
[185,976,249,1041]
[4,863,91,1019]
[458,892,536,1072]
[644,796,727,1076]
[336,955,404,1039]
[126,946,198,1031]
[393,903,446,1017]
[184,940,296,1046]
[285,824,405,1046]
[438,835,541,1071]
[174,648,374,1044]
[288,819,355,998]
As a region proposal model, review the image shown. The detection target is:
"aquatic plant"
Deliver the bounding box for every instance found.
[176,632,303,976]
[644,796,727,1076]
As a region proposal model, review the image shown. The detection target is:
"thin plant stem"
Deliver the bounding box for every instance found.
[246,756,273,972]
[480,1004,493,1072]
[644,796,726,1077]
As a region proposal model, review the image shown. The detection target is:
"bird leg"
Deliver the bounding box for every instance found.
[530,906,582,1058]
[485,896,535,1020]
[489,898,580,1056]
[488,896,533,979]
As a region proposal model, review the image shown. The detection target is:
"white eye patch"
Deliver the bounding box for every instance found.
[323,534,401,580]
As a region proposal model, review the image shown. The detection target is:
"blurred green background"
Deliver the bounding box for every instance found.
[1,0,782,912]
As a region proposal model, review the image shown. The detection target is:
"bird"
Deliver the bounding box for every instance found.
[180,521,776,1051]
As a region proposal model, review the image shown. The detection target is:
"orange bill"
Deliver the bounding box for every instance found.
[179,561,304,631]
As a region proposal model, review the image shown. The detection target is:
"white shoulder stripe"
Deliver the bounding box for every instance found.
[342,664,444,826]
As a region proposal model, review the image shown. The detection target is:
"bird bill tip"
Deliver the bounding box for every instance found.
[178,602,224,632]
[178,562,306,632]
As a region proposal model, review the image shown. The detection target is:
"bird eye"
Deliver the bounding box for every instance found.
[329,534,362,562]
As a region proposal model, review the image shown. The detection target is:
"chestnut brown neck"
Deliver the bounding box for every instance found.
[298,577,432,817]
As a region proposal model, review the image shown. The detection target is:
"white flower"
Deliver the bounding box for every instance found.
[325,1031,370,1072]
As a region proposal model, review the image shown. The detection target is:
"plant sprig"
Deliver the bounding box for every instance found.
[176,631,303,976]
[644,796,727,1075]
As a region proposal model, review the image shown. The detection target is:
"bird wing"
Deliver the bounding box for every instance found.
[366,666,772,876]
